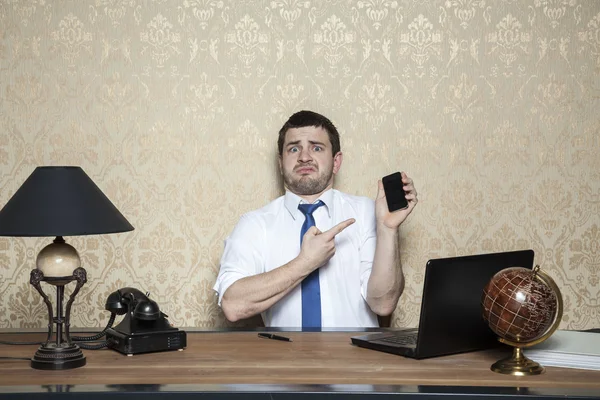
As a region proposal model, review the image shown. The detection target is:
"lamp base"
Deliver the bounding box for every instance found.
[31,342,86,370]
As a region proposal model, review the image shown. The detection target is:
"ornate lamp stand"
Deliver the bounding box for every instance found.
[29,266,88,370]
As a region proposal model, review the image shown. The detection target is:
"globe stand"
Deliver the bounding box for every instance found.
[29,266,88,370]
[491,347,545,376]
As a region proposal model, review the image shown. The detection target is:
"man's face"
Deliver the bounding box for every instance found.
[279,126,342,197]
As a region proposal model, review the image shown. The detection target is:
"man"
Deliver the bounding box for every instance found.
[213,110,418,327]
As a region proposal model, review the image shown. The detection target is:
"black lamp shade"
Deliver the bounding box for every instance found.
[0,166,134,237]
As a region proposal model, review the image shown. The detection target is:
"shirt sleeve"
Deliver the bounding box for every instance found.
[359,198,377,300]
[213,213,265,306]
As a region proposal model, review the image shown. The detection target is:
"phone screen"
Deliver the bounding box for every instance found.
[382,172,408,212]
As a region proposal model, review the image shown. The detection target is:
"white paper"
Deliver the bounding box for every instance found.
[523,330,600,371]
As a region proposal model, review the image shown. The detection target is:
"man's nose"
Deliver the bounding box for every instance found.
[298,147,313,162]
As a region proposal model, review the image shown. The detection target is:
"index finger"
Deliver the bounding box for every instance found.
[323,218,355,238]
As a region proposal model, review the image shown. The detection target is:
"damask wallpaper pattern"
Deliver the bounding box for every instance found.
[0,0,598,330]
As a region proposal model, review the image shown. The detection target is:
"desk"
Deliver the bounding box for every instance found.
[1,332,600,399]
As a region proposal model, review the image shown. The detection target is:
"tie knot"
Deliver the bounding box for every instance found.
[298,200,324,217]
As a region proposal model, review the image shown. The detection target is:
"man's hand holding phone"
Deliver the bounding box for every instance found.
[376,171,418,230]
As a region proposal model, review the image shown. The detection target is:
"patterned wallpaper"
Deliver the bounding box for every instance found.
[0,0,599,331]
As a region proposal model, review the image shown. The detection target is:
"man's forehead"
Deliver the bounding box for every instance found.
[284,126,329,144]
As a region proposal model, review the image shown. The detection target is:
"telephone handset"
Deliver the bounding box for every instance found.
[103,287,187,355]
[105,287,160,321]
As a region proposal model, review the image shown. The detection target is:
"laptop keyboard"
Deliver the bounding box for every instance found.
[378,333,418,346]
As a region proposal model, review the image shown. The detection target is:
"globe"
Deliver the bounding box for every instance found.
[481,265,563,375]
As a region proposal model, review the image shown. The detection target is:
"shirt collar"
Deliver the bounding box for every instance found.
[284,189,333,220]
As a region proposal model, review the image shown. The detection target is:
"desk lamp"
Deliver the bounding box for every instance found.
[0,166,134,370]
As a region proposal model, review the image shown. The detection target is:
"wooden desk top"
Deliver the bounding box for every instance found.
[1,331,599,389]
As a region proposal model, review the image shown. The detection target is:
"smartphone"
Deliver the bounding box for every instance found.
[382,172,408,212]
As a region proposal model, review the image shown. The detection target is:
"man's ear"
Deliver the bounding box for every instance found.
[278,155,283,174]
[332,151,343,175]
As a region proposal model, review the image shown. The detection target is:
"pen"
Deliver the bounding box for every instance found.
[258,333,293,342]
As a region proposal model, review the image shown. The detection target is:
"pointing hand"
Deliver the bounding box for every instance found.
[299,218,355,272]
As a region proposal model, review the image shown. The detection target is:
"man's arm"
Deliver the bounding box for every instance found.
[366,172,418,316]
[221,219,355,322]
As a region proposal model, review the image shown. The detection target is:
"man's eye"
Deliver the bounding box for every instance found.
[313,146,323,151]
[289,147,299,153]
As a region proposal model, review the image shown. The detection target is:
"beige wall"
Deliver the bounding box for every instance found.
[0,0,599,330]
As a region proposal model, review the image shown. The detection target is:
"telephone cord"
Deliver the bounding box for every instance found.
[76,340,113,350]
[0,339,43,345]
[70,313,116,342]
[0,313,116,346]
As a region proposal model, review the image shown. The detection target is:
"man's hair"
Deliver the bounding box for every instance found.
[277,110,341,157]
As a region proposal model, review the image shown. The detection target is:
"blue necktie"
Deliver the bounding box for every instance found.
[298,200,325,328]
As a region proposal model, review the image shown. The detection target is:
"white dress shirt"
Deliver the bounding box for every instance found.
[213,189,379,328]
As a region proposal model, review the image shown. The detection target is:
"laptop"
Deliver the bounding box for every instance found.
[351,249,534,359]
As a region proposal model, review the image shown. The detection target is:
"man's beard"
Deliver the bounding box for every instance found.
[283,166,333,196]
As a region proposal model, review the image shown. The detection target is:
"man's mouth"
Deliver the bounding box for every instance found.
[295,166,316,174]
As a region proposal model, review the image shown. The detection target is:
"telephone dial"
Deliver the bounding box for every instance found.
[99,287,186,355]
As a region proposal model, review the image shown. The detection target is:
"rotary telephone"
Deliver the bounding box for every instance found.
[76,287,186,356]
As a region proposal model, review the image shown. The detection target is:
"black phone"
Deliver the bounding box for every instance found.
[382,172,408,212]
[69,287,186,355]
[104,287,187,355]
